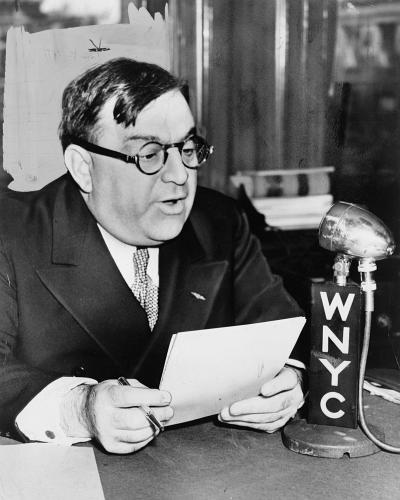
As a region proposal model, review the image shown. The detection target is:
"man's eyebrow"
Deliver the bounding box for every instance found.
[124,127,197,144]
[185,126,197,139]
[124,134,160,143]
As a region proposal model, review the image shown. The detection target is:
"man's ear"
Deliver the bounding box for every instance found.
[64,144,93,193]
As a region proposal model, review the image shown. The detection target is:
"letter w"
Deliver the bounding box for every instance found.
[320,292,355,321]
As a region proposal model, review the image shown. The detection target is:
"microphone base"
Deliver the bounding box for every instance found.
[282,418,384,458]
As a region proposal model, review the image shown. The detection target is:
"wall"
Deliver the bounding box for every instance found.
[0,0,108,190]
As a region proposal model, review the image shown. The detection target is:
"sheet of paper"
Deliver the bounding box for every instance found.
[0,443,104,500]
[159,316,306,426]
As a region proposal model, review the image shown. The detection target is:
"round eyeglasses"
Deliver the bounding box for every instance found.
[70,135,214,175]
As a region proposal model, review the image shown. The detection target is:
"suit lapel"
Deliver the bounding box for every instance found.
[36,177,228,384]
[36,177,151,374]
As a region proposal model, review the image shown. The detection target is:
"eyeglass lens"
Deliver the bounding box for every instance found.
[137,136,210,173]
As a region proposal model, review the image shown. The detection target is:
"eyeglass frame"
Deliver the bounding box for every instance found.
[69,135,214,176]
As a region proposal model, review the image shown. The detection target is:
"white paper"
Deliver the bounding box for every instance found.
[3,4,170,192]
[0,443,104,500]
[159,316,306,426]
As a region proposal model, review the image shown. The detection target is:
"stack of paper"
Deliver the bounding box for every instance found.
[363,380,400,405]
[253,194,333,230]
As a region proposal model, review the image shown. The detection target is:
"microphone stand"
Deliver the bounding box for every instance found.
[283,256,384,458]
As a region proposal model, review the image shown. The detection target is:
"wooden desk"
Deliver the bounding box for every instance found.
[2,394,399,499]
[93,394,399,500]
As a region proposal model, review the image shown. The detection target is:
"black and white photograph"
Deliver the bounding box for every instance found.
[0,1,399,499]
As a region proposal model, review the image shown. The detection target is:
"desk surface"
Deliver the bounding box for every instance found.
[93,394,399,500]
[2,394,400,500]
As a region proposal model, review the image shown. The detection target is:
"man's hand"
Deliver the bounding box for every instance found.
[61,379,173,454]
[218,366,304,433]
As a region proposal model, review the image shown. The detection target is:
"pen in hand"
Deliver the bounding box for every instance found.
[117,377,164,432]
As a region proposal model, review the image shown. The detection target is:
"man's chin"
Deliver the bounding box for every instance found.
[146,210,189,244]
[148,224,185,244]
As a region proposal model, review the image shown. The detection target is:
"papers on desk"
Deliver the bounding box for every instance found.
[159,316,306,426]
[363,380,400,405]
[0,443,104,500]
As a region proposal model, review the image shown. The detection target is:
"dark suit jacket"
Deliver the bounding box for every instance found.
[0,174,303,435]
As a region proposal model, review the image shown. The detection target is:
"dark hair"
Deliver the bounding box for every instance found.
[58,57,184,151]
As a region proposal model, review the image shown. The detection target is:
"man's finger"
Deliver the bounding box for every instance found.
[101,435,155,455]
[260,367,299,397]
[122,379,149,389]
[228,392,292,416]
[115,427,158,444]
[218,414,292,433]
[152,406,174,422]
[220,406,294,424]
[108,384,172,408]
[112,406,173,430]
[263,414,294,433]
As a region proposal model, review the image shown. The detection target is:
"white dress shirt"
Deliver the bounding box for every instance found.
[16,225,159,444]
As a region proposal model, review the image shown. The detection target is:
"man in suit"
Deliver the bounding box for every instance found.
[0,58,305,454]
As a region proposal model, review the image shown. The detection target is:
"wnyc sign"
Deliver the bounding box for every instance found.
[308,282,361,428]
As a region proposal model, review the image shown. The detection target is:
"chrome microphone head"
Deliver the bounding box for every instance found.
[319,202,395,261]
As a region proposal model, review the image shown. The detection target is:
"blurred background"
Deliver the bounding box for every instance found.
[0,0,400,368]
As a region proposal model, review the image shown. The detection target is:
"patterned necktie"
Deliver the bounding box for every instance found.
[131,248,159,331]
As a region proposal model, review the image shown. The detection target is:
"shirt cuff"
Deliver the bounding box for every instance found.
[16,376,97,446]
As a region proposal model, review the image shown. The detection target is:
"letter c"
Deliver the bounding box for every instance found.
[320,392,345,419]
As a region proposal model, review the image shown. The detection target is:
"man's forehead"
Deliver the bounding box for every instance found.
[131,91,195,139]
[99,91,194,143]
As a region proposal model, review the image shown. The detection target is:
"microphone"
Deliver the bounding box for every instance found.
[283,202,397,458]
[319,201,394,260]
[319,202,395,311]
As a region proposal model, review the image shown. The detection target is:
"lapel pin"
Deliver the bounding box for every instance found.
[190,291,206,301]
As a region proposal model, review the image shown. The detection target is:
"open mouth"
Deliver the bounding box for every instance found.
[163,199,181,205]
[162,195,187,204]
[159,197,186,214]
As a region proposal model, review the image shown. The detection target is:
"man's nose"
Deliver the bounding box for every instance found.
[161,147,189,185]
